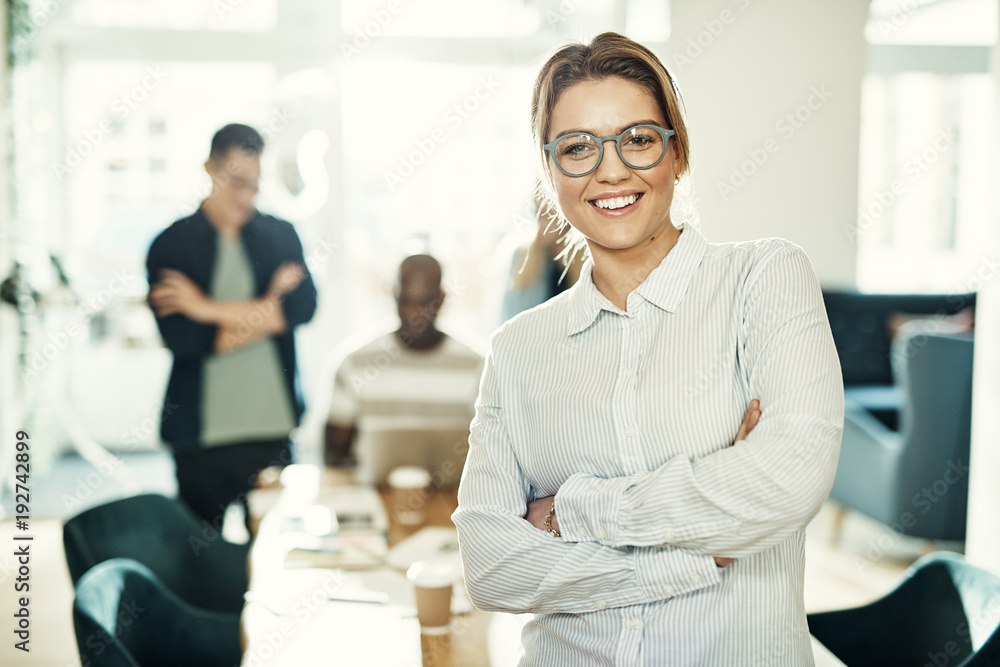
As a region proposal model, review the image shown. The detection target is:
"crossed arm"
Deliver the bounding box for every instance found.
[524,399,762,568]
[148,263,304,353]
[453,247,844,614]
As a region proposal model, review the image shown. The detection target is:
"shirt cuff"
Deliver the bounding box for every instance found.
[634,546,722,602]
[555,472,625,545]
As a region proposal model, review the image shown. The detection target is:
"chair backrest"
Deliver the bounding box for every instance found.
[822,290,975,387]
[63,493,249,613]
[892,329,974,541]
[73,558,242,667]
[808,552,1000,667]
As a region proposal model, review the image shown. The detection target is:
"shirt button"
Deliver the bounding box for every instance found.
[624,427,634,437]
[628,618,641,631]
[663,585,675,597]
[594,600,607,611]
[662,529,675,541]
[691,573,703,586]
[629,317,639,327]
[596,528,606,539]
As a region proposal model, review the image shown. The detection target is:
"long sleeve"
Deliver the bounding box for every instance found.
[146,229,218,361]
[452,350,722,615]
[555,246,844,558]
[273,225,317,328]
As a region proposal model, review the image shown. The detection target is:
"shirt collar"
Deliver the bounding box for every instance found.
[565,224,708,336]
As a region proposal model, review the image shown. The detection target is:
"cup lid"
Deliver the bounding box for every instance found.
[388,466,432,488]
[407,560,458,587]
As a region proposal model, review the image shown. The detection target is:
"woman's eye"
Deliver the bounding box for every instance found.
[624,135,654,147]
[562,143,595,158]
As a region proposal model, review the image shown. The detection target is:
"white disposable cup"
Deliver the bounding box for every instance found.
[388,466,432,526]
[407,560,458,635]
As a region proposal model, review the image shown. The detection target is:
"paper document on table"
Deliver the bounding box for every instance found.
[317,484,390,533]
[386,526,461,571]
[286,531,388,570]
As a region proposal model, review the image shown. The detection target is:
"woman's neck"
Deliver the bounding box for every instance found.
[588,224,682,311]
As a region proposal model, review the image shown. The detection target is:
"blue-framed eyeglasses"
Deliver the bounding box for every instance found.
[543,124,676,177]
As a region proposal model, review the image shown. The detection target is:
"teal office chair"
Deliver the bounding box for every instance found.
[829,328,974,542]
[809,552,1000,666]
[73,558,242,667]
[63,493,249,613]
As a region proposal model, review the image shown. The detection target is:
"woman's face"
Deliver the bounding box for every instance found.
[546,76,680,255]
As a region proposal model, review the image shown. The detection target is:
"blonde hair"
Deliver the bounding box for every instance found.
[529,32,696,261]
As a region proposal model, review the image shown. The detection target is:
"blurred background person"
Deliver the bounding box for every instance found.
[325,254,483,479]
[500,188,584,323]
[146,123,317,532]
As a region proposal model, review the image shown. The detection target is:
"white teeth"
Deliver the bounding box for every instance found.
[594,194,639,210]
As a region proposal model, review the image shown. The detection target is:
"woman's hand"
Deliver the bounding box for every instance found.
[715,398,763,567]
[734,398,761,444]
[525,495,556,534]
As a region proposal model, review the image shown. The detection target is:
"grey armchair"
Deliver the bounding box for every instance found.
[829,327,974,542]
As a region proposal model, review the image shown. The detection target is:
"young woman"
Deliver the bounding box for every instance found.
[452,32,843,666]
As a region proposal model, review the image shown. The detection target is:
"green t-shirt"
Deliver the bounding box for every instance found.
[201,237,295,446]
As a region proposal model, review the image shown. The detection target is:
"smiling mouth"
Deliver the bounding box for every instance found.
[591,193,642,210]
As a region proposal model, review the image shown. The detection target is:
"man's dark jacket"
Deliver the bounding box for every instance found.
[146,208,317,451]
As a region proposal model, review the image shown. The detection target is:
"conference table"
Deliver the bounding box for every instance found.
[240,464,522,667]
[239,464,846,667]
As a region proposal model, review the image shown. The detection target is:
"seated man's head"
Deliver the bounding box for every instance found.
[395,254,444,349]
[204,123,264,223]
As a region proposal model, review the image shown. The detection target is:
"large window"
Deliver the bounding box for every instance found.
[856,0,997,292]
[9,0,670,453]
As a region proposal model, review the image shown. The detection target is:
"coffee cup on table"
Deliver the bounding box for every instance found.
[388,466,432,526]
[407,560,458,635]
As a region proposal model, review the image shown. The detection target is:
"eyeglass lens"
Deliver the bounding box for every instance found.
[553,126,666,176]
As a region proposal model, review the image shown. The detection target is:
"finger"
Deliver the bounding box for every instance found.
[153,303,178,316]
[735,423,749,443]
[158,269,187,281]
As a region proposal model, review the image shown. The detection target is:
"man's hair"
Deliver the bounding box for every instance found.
[209,123,264,162]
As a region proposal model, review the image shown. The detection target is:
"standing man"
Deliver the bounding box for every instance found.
[147,123,317,531]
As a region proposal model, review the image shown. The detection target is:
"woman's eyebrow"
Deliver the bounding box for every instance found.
[552,119,664,138]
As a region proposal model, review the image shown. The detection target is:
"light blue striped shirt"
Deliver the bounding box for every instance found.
[453,224,844,666]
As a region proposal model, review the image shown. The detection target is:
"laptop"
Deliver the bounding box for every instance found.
[354,419,471,488]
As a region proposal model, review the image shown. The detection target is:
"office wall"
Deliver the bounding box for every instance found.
[665,0,870,287]
[965,6,1000,576]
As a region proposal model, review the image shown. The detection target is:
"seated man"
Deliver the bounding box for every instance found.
[325,255,484,484]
